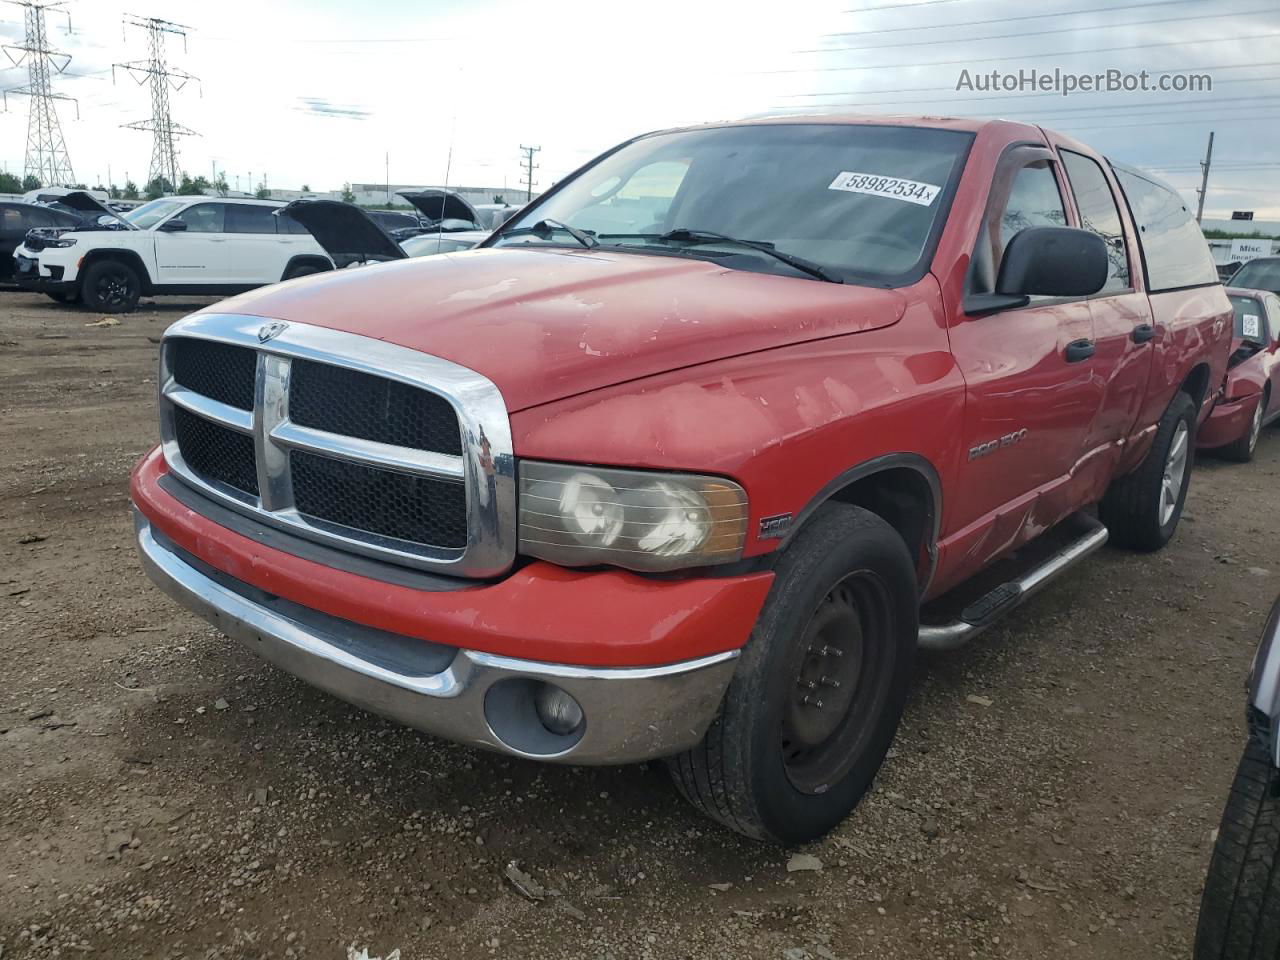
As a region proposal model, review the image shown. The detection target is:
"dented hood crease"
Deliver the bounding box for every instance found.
[208,248,908,412]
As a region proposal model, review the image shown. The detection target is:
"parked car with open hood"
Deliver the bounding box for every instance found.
[1,199,84,285]
[1197,286,1280,461]
[13,195,332,312]
[280,188,489,266]
[131,115,1229,843]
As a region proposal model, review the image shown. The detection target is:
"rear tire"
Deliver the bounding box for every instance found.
[79,260,141,314]
[1194,737,1280,959]
[667,503,918,844]
[283,263,323,281]
[1100,391,1196,551]
[1221,392,1267,464]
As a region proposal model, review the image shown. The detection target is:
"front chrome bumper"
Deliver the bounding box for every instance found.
[134,515,738,764]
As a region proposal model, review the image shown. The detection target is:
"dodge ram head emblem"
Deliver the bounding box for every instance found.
[257,321,288,343]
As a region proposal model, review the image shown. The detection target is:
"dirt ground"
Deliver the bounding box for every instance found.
[1,288,1275,960]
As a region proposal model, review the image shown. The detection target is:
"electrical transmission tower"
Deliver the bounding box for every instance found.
[2,0,77,186]
[114,16,199,190]
[519,144,540,202]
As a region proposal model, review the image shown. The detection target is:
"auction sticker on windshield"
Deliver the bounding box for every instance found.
[828,171,941,206]
[1243,314,1262,339]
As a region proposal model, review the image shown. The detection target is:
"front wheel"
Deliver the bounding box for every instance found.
[1221,393,1267,464]
[79,260,141,314]
[1100,391,1196,551]
[667,503,918,844]
[1194,736,1280,959]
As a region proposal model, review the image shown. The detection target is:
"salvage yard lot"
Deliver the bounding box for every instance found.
[0,290,1276,960]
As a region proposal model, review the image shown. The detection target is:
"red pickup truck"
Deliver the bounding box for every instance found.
[131,115,1230,843]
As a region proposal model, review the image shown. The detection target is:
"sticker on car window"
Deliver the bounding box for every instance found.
[828,171,941,206]
[1243,314,1261,338]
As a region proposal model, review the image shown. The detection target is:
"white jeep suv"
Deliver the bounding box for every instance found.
[13,194,333,313]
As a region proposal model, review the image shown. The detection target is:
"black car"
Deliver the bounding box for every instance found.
[1,201,82,283]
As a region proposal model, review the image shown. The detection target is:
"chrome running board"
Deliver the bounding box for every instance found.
[918,513,1109,651]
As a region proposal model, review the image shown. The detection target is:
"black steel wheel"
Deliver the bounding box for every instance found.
[669,502,918,843]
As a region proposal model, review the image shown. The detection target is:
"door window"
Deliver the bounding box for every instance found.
[970,159,1067,297]
[227,204,280,234]
[1061,150,1130,294]
[1,205,24,231]
[179,203,227,233]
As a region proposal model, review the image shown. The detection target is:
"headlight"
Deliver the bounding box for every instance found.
[518,460,749,572]
[44,237,77,248]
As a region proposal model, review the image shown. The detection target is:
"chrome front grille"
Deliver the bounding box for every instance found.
[157,314,516,578]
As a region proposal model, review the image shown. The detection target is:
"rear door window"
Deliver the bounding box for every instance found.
[1061,150,1131,294]
[227,204,280,234]
[1113,165,1219,292]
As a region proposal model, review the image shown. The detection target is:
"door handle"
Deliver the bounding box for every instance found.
[1132,323,1156,344]
[1065,339,1096,363]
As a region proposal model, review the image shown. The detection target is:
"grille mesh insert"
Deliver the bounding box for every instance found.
[290,450,468,549]
[289,359,462,455]
[170,338,257,411]
[173,407,259,496]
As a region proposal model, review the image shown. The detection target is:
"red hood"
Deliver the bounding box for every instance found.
[207,248,908,412]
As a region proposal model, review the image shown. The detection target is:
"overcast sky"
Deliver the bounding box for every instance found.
[1,0,1277,217]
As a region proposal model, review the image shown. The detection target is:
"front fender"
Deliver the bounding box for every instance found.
[1249,595,1280,769]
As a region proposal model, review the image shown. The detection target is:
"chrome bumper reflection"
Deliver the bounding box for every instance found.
[134,514,737,764]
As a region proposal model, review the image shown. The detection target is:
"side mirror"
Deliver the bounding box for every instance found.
[997,226,1109,298]
[158,218,187,232]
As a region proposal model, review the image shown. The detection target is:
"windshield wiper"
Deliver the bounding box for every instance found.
[498,218,598,249]
[597,228,840,283]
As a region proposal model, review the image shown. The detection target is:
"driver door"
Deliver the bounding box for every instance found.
[152,202,233,285]
[946,146,1102,566]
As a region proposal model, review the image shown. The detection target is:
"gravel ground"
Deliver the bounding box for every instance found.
[1,289,1274,960]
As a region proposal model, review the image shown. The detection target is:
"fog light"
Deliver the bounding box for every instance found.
[534,683,583,735]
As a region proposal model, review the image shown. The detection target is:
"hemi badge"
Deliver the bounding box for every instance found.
[759,513,793,540]
[258,321,288,343]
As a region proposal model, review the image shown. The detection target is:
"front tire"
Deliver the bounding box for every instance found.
[80,260,141,314]
[1194,736,1280,959]
[668,503,918,844]
[1100,391,1196,551]
[1221,392,1267,464]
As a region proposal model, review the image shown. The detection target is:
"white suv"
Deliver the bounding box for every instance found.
[13,195,333,313]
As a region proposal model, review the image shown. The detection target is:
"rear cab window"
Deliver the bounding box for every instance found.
[1229,294,1268,344]
[1111,163,1219,292]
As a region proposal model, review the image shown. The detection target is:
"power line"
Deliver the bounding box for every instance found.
[114,15,199,190]
[818,0,1197,43]
[799,4,1272,55]
[759,29,1280,75]
[2,0,76,185]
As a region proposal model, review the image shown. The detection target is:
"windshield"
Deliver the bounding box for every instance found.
[491,123,972,284]
[1230,294,1268,342]
[124,199,185,230]
[1230,259,1280,295]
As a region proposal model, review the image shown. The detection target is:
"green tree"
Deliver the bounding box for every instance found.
[255,183,270,200]
[177,174,211,196]
[145,176,175,200]
[108,183,121,200]
[340,182,355,204]
[22,174,40,191]
[70,182,87,190]
[300,183,311,193]
[0,171,21,193]
[122,179,140,201]
[493,194,505,204]
[213,175,229,197]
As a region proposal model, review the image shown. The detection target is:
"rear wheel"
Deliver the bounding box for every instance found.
[80,260,141,314]
[667,503,917,843]
[1100,391,1196,551]
[283,263,323,281]
[1194,736,1280,959]
[1221,393,1267,463]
